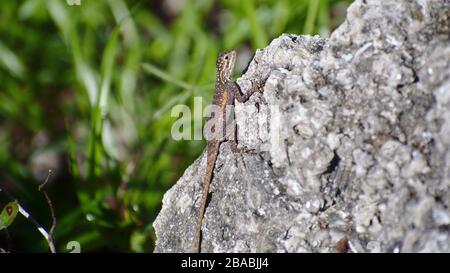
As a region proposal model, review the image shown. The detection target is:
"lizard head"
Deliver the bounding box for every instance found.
[216,50,237,81]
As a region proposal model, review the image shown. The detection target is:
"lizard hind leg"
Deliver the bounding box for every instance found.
[230,122,249,154]
[229,113,242,154]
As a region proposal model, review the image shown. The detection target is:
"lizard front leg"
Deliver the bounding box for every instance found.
[232,79,266,103]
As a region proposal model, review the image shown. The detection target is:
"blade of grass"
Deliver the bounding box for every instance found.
[47,0,100,106]
[66,125,79,178]
[142,62,193,90]
[317,0,331,36]
[87,27,120,178]
[0,40,26,79]
[142,62,214,91]
[142,63,214,119]
[304,0,320,34]
[108,0,141,112]
[71,32,100,106]
[45,0,71,42]
[242,0,267,48]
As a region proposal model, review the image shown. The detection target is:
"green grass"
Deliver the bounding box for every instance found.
[0,0,351,252]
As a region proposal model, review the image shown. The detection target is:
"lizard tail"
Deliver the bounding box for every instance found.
[193,141,220,253]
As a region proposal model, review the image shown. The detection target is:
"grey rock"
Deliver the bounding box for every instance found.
[154,0,450,253]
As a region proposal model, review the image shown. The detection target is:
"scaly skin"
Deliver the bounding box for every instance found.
[193,50,265,252]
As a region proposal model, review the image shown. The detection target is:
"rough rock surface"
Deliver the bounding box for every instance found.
[154,0,450,253]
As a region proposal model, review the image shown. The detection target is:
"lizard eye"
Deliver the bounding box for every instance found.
[225,56,229,60]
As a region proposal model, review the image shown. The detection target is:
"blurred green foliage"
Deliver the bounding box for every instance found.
[0,0,350,252]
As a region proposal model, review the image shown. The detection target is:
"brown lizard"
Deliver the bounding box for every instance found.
[193,50,265,252]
